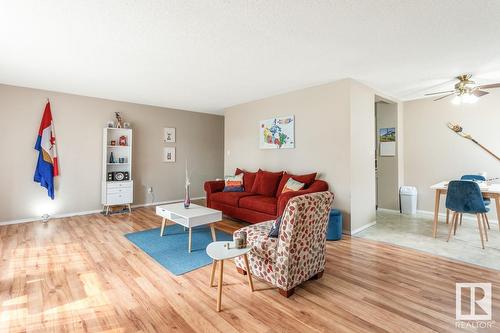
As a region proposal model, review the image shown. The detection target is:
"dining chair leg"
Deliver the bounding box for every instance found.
[483,213,490,230]
[454,213,460,235]
[476,214,485,249]
[447,212,456,242]
[459,213,463,226]
[446,209,450,224]
[481,214,488,242]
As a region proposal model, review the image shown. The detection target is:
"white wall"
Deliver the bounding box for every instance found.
[403,92,500,221]
[0,84,224,223]
[349,81,376,232]
[224,79,378,233]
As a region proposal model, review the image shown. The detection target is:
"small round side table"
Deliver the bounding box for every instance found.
[206,241,254,312]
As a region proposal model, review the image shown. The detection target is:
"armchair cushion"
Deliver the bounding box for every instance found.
[240,220,278,262]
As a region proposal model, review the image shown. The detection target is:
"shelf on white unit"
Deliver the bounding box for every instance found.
[107,163,130,165]
[106,127,131,130]
[107,145,130,148]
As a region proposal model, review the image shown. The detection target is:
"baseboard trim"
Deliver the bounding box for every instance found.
[351,221,377,235]
[0,196,206,226]
[376,208,401,215]
[417,209,498,225]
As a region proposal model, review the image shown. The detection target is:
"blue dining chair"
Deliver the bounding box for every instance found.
[460,174,491,229]
[446,180,489,249]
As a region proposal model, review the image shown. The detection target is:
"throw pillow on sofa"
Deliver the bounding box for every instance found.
[268,216,282,238]
[276,172,317,196]
[235,168,257,191]
[251,169,283,197]
[281,178,305,194]
[223,174,244,192]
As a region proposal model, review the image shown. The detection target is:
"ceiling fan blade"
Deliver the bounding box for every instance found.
[477,83,500,89]
[434,93,455,101]
[425,90,455,96]
[472,90,489,97]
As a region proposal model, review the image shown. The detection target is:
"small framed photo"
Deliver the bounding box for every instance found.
[164,127,176,143]
[163,147,176,163]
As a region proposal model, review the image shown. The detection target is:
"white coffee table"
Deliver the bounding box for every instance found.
[156,203,222,252]
[206,241,254,312]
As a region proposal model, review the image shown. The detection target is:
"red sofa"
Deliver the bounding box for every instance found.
[204,169,329,224]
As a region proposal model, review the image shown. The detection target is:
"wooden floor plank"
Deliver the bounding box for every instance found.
[1,206,499,332]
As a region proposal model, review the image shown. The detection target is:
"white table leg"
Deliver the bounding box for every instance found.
[210,224,217,241]
[188,227,192,253]
[160,218,166,236]
[217,260,224,312]
[243,254,254,292]
[210,260,217,287]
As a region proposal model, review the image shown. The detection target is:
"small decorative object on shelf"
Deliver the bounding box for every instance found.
[119,135,127,146]
[107,121,115,128]
[110,140,116,146]
[184,161,191,208]
[123,122,131,129]
[115,112,123,128]
[109,152,115,164]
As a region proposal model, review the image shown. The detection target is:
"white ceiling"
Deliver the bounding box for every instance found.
[1,1,500,114]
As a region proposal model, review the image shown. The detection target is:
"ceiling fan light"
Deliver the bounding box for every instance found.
[452,95,461,105]
[468,94,478,104]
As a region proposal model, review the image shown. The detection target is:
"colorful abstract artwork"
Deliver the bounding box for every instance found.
[259,116,295,149]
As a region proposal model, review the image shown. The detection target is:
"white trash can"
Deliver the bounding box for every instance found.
[399,186,417,215]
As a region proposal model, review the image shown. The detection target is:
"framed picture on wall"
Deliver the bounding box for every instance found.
[163,147,176,162]
[164,127,176,143]
[259,115,295,149]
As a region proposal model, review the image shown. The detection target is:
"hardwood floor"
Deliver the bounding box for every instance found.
[1,206,499,332]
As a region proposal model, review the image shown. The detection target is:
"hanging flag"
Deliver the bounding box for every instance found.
[34,101,59,199]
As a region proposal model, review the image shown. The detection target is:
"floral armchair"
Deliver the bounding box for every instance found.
[233,191,334,297]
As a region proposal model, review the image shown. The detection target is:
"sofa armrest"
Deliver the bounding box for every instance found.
[204,180,225,194]
[277,180,329,217]
[204,180,225,208]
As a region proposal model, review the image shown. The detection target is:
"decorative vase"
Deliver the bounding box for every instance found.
[109,152,115,163]
[184,185,191,208]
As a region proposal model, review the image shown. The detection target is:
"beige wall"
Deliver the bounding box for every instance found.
[376,101,399,210]
[349,81,376,232]
[0,84,224,223]
[403,92,500,221]
[224,79,377,233]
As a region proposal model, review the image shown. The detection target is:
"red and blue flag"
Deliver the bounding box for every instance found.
[34,101,59,199]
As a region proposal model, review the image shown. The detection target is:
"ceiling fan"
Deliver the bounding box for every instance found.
[425,74,500,104]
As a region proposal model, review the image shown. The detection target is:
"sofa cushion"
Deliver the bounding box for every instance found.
[223,174,244,192]
[210,191,255,207]
[235,168,257,191]
[276,172,317,197]
[237,221,277,262]
[239,195,277,215]
[251,170,283,197]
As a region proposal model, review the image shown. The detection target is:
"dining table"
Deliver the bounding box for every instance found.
[430,181,500,238]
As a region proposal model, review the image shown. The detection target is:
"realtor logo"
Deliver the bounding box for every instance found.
[456,283,492,321]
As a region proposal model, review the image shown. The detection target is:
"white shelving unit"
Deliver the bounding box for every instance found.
[101,127,133,214]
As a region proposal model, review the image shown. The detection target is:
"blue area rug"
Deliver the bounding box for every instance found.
[125,224,232,276]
